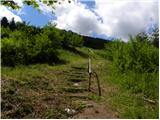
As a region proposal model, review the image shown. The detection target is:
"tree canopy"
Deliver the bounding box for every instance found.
[1,0,72,10]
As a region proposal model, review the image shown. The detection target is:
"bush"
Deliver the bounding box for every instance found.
[106,36,159,99]
[1,26,62,66]
[108,37,158,73]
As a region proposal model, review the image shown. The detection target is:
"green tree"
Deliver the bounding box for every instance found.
[9,18,16,31]
[1,17,9,27]
[1,0,72,10]
[62,31,83,47]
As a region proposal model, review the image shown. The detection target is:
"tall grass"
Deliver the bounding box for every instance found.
[105,36,159,118]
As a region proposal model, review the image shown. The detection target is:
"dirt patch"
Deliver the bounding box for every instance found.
[72,101,118,119]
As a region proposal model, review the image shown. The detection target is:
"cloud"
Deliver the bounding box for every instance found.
[94,0,159,40]
[0,5,22,22]
[52,0,158,41]
[52,1,102,36]
[0,0,158,41]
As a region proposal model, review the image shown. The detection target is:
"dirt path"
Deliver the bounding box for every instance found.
[72,101,117,119]
[62,65,118,119]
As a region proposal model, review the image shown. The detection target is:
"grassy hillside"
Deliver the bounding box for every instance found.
[1,48,114,118]
[2,47,158,118]
[1,17,159,119]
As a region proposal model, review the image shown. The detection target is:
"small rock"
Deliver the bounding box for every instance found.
[65,108,76,115]
[73,83,79,86]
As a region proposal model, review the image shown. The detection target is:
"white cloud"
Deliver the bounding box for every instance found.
[0,0,158,41]
[52,0,158,41]
[95,0,159,40]
[0,5,22,22]
[52,1,102,36]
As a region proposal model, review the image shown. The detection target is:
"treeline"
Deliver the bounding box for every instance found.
[1,17,109,66]
[1,17,84,66]
[83,36,110,49]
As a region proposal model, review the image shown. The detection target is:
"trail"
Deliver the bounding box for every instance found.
[62,64,118,119]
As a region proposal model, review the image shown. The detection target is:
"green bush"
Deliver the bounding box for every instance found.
[106,36,159,99]
[1,26,62,66]
[108,38,158,73]
[62,31,84,47]
[106,36,159,118]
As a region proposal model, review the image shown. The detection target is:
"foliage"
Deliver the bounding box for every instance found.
[109,37,158,73]
[1,0,72,10]
[1,0,39,9]
[61,30,84,47]
[148,25,159,48]
[103,35,159,118]
[105,35,159,99]
[1,17,9,27]
[1,17,85,66]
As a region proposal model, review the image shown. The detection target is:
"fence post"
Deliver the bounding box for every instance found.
[88,58,92,91]
[94,72,101,96]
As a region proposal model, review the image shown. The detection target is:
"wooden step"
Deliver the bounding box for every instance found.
[69,78,87,82]
[71,66,87,70]
[69,72,88,75]
[67,95,89,99]
[69,74,87,78]
[62,87,87,93]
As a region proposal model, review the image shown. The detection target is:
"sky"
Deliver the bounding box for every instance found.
[0,0,159,41]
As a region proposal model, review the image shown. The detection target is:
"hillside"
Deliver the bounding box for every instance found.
[1,17,159,119]
[2,48,117,118]
[2,47,158,119]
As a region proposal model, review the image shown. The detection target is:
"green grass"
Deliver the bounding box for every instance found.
[1,47,159,119]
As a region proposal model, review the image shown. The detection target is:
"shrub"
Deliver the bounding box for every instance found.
[106,36,159,99]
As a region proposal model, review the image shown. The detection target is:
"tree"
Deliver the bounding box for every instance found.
[62,31,83,47]
[1,0,38,9]
[1,17,9,27]
[9,18,16,31]
[136,32,148,42]
[149,25,159,48]
[1,0,73,10]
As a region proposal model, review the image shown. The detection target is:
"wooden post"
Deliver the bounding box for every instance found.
[88,58,92,91]
[94,72,101,96]
[88,58,91,73]
[88,73,91,91]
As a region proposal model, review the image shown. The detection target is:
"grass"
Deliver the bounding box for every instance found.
[1,48,90,118]
[1,48,159,119]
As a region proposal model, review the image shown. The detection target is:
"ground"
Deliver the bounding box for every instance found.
[1,47,158,119]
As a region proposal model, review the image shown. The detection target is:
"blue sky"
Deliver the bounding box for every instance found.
[12,1,95,27]
[12,5,55,27]
[12,1,110,39]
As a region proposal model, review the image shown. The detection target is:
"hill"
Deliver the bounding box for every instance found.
[1,17,159,119]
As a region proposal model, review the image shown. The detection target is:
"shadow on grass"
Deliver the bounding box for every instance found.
[2,54,68,67]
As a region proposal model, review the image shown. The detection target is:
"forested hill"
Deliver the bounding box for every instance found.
[56,29,110,49]
[83,35,110,49]
[1,17,110,66]
[1,16,109,49]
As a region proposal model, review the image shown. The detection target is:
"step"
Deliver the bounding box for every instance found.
[67,95,89,99]
[69,74,87,78]
[62,87,87,93]
[69,71,88,75]
[71,66,87,70]
[69,78,87,82]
